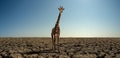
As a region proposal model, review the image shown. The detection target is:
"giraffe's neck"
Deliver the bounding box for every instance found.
[55,13,61,28]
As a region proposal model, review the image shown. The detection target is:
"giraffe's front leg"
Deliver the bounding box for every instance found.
[53,37,56,51]
[51,34,55,51]
[57,36,60,52]
[54,35,60,52]
[54,37,56,50]
[54,34,58,50]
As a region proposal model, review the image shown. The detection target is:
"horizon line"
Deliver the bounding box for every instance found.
[0,36,120,38]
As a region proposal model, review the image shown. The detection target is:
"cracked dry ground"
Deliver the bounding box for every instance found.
[0,38,120,58]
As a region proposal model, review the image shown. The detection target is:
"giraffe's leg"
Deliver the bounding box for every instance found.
[51,33,53,50]
[52,35,54,50]
[54,35,56,50]
[54,35,59,52]
[51,35,53,50]
[52,35,55,51]
[51,34,55,50]
[54,37,56,50]
[57,36,60,52]
[55,35,58,50]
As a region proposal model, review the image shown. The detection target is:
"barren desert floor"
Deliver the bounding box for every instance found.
[0,37,120,58]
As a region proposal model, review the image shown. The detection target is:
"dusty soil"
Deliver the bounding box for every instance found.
[0,37,120,58]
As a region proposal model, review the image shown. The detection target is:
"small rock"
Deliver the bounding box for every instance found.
[10,53,23,58]
[59,55,70,58]
[38,55,45,58]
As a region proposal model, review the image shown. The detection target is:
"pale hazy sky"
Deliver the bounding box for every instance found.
[0,0,120,37]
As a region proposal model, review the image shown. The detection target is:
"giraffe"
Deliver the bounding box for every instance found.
[51,6,64,51]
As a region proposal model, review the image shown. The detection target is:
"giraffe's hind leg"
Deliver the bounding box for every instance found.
[52,36,55,51]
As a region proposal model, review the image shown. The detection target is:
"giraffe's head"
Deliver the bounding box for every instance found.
[58,6,64,13]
